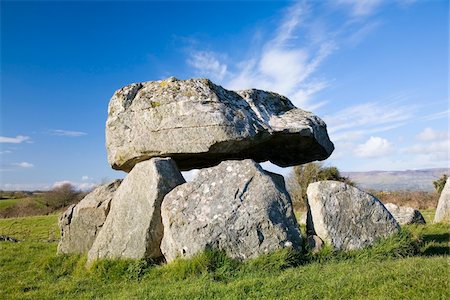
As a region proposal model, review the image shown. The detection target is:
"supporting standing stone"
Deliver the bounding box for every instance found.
[88,158,185,262]
[58,180,121,254]
[160,159,302,262]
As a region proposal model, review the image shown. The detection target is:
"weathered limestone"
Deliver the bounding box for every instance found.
[57,180,121,254]
[160,159,302,262]
[384,203,426,225]
[306,181,400,251]
[106,77,334,172]
[87,158,185,262]
[434,178,450,223]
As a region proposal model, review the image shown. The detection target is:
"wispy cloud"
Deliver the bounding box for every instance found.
[13,162,34,168]
[324,97,415,136]
[0,150,12,155]
[187,50,228,81]
[0,135,31,144]
[336,0,384,16]
[51,129,87,137]
[422,109,450,121]
[186,1,335,110]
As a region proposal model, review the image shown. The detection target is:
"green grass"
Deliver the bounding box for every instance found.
[0,213,449,300]
[0,199,21,210]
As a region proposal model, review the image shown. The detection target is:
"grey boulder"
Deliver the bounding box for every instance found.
[57,180,121,254]
[384,203,426,225]
[307,181,400,251]
[106,77,334,172]
[88,158,185,262]
[434,178,450,223]
[160,159,302,262]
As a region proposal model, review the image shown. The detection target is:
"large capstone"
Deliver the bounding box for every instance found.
[384,203,426,225]
[106,77,334,172]
[434,178,450,223]
[160,159,302,262]
[57,180,121,254]
[306,181,400,251]
[87,158,185,262]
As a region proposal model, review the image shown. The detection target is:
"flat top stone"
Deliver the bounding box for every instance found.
[106,77,334,172]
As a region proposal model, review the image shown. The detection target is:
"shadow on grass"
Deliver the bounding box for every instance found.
[421,246,450,256]
[422,233,450,244]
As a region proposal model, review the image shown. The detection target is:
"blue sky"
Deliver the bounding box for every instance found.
[0,0,448,190]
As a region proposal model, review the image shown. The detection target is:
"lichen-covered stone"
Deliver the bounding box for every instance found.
[106,77,334,172]
[57,180,122,254]
[384,203,426,225]
[306,181,400,251]
[434,178,450,223]
[87,158,185,262]
[160,159,302,262]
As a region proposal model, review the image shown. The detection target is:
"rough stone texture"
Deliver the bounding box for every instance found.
[306,181,400,251]
[57,180,121,254]
[88,158,185,262]
[106,77,334,172]
[384,203,426,225]
[161,159,302,262]
[434,178,450,223]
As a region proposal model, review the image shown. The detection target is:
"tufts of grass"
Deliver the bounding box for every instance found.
[159,249,240,281]
[242,247,303,273]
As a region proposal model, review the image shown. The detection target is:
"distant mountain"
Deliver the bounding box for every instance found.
[342,168,449,192]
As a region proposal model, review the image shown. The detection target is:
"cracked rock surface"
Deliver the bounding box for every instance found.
[307,181,400,251]
[384,203,426,225]
[106,77,334,172]
[87,158,185,262]
[160,159,302,262]
[57,180,122,254]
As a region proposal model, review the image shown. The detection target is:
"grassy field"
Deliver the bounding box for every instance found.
[0,213,449,300]
[0,199,20,210]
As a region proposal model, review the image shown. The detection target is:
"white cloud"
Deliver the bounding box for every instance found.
[51,130,87,137]
[185,1,335,110]
[0,135,31,144]
[406,140,449,155]
[81,175,91,181]
[0,183,51,191]
[417,127,448,142]
[187,51,228,81]
[13,162,34,168]
[336,0,384,16]
[355,136,393,158]
[0,150,12,154]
